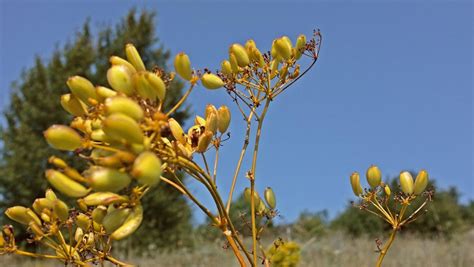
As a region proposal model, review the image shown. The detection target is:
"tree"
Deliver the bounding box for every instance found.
[0,9,192,249]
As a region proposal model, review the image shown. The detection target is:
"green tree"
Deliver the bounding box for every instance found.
[0,9,192,249]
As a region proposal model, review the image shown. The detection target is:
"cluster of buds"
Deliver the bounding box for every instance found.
[244,187,277,217]
[349,165,433,266]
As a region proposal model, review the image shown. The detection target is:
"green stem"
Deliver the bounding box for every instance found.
[375,227,398,267]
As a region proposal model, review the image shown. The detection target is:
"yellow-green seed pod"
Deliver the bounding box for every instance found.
[221,60,232,75]
[49,156,68,169]
[133,71,156,100]
[92,206,107,224]
[105,96,144,121]
[74,227,84,243]
[274,37,292,60]
[205,104,218,119]
[45,169,89,198]
[40,212,51,223]
[102,208,131,234]
[67,76,98,104]
[271,40,279,60]
[110,205,143,240]
[96,86,117,99]
[60,94,87,116]
[53,200,69,222]
[366,165,382,188]
[88,167,131,193]
[77,199,88,212]
[25,209,41,226]
[195,115,206,126]
[244,187,261,206]
[90,129,108,142]
[399,171,414,195]
[109,55,137,74]
[229,44,250,67]
[131,151,162,186]
[5,206,31,225]
[414,170,429,195]
[83,192,129,206]
[32,198,53,215]
[196,130,213,153]
[384,185,391,196]
[245,39,257,54]
[295,34,307,60]
[174,52,193,81]
[45,189,58,201]
[76,213,91,230]
[145,72,166,101]
[217,106,231,133]
[257,200,267,214]
[201,73,224,90]
[168,118,186,145]
[107,65,134,95]
[44,125,82,151]
[229,52,240,73]
[350,172,363,196]
[0,232,5,247]
[251,47,265,67]
[204,112,217,134]
[29,222,44,238]
[264,187,276,209]
[102,113,144,144]
[270,59,280,74]
[125,43,146,71]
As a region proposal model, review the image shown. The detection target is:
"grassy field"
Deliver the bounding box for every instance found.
[2,231,473,266]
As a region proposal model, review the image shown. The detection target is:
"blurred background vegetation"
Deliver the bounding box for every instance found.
[0,8,472,265]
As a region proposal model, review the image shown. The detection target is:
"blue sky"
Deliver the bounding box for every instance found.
[0,0,472,224]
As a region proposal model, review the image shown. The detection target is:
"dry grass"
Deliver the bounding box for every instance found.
[2,231,473,266]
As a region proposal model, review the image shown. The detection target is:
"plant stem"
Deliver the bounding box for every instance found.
[375,227,398,267]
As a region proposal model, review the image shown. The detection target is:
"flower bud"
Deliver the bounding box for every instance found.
[133,71,155,99]
[274,37,292,60]
[125,44,146,71]
[53,200,69,222]
[245,39,257,54]
[45,189,58,201]
[67,76,98,104]
[221,60,233,75]
[195,115,206,126]
[217,106,231,133]
[168,118,186,145]
[107,65,134,95]
[82,192,129,206]
[196,130,213,153]
[96,86,117,99]
[102,208,131,234]
[29,222,44,238]
[5,206,31,225]
[399,171,414,195]
[244,187,261,206]
[76,213,91,230]
[88,167,132,193]
[44,125,82,151]
[201,73,224,90]
[264,187,276,209]
[60,94,87,116]
[229,44,250,67]
[105,96,144,121]
[366,165,382,188]
[46,169,89,198]
[132,151,162,186]
[205,112,218,134]
[205,104,218,119]
[145,72,166,101]
[384,185,391,196]
[74,227,84,243]
[92,206,107,224]
[32,198,53,215]
[229,52,240,73]
[109,55,137,73]
[251,47,265,67]
[295,34,307,60]
[174,52,193,81]
[102,113,144,144]
[350,172,363,196]
[413,170,429,195]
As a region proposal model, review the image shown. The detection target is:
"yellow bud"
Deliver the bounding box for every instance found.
[414,170,429,195]
[264,187,276,209]
[102,208,131,234]
[366,165,382,188]
[105,96,144,121]
[201,73,224,90]
[384,185,391,196]
[125,43,146,71]
[76,199,88,212]
[295,34,307,60]
[217,106,231,133]
[67,76,98,104]
[48,156,67,169]
[29,222,44,238]
[60,94,87,116]
[257,200,267,214]
[83,192,129,206]
[274,37,292,60]
[40,212,51,223]
[44,125,82,151]
[205,104,218,119]
[107,65,134,95]
[271,40,279,59]
[109,55,137,73]
[399,171,414,195]
[174,52,193,81]
[110,205,143,240]
[88,167,131,193]
[102,113,144,144]
[145,72,166,101]
[229,44,250,67]
[76,213,91,230]
[133,71,155,99]
[74,227,84,243]
[5,206,31,225]
[229,52,240,73]
[251,47,265,67]
[221,60,233,75]
[45,189,58,201]
[53,200,69,222]
[194,115,206,126]
[270,59,280,75]
[32,198,53,215]
[168,118,186,145]
[350,172,363,196]
[92,206,107,224]
[245,39,257,53]
[196,130,213,153]
[131,151,162,186]
[96,86,117,99]
[45,170,89,198]
[205,112,218,134]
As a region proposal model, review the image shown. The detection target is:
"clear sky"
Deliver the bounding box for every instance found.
[0,0,472,224]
